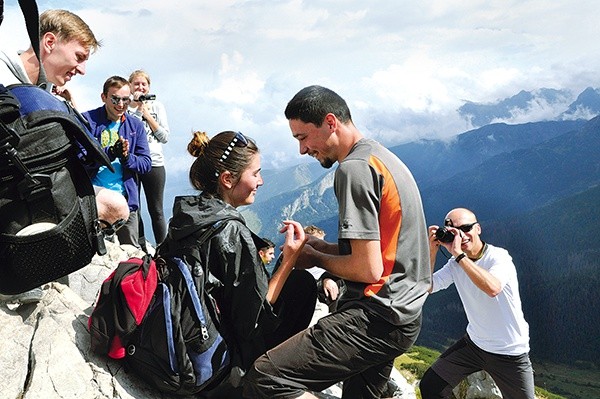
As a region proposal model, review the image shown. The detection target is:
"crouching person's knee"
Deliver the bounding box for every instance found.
[419,368,452,399]
[242,355,276,399]
[243,353,305,399]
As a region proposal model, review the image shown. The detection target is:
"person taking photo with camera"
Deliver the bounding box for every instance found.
[419,207,534,399]
[128,70,170,250]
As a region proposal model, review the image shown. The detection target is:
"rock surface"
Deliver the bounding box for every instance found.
[0,241,161,399]
[455,371,504,399]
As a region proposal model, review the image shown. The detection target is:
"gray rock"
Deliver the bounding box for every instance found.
[68,240,146,305]
[453,371,503,399]
[0,239,160,399]
[0,282,163,399]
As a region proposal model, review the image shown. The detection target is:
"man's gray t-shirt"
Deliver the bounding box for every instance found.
[335,138,430,325]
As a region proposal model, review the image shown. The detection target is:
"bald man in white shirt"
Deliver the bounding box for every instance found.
[420,207,534,399]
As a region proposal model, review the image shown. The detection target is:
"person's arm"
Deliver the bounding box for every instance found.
[300,159,383,283]
[297,238,383,284]
[305,234,338,255]
[266,220,306,303]
[459,259,502,297]
[131,99,170,143]
[148,101,169,143]
[427,225,440,293]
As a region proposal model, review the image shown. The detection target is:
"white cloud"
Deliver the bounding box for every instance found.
[2,0,600,171]
[207,52,265,104]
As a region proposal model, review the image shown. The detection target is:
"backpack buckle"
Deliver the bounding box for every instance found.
[17,173,52,199]
[0,119,20,149]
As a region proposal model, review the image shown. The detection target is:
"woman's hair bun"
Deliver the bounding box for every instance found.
[187,131,210,157]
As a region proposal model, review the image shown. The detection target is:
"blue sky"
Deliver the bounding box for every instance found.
[2,0,599,173]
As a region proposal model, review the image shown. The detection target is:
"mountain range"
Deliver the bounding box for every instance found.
[458,86,600,127]
[162,85,600,219]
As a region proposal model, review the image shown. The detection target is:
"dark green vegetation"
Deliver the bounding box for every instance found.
[534,361,600,399]
[396,346,600,399]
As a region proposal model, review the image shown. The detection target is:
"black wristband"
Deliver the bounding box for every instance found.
[455,253,467,263]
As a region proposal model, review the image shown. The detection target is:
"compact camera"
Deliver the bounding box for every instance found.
[435,226,455,243]
[138,94,156,101]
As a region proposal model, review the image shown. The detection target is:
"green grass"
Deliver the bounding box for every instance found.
[535,386,567,399]
[395,345,440,381]
[394,346,440,399]
[392,346,600,399]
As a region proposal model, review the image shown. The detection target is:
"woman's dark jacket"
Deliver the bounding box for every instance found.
[162,194,279,372]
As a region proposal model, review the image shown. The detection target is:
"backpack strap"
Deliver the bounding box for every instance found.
[8,84,112,168]
[0,87,47,197]
[17,0,48,86]
[156,216,242,299]
[1,85,112,198]
[156,216,242,257]
[196,217,240,246]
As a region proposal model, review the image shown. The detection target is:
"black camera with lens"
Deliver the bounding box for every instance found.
[435,226,455,243]
[138,94,156,101]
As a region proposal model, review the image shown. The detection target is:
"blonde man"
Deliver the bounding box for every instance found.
[1,9,101,104]
[0,8,101,305]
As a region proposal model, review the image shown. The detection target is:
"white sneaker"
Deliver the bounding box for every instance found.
[0,287,44,305]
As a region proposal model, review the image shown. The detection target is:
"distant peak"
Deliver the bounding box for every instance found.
[459,87,599,127]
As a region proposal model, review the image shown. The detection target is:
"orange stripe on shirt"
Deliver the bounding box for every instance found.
[364,155,402,297]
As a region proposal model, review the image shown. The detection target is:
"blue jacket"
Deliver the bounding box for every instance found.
[83,106,151,211]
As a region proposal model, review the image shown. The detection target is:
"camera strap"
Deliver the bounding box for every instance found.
[469,242,488,261]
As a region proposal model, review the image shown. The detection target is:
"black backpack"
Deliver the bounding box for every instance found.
[0,0,112,294]
[124,255,231,395]
[89,219,236,396]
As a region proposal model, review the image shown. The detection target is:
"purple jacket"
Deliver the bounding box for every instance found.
[83,106,151,211]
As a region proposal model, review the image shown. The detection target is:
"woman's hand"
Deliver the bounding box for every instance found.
[322,278,339,300]
[280,220,306,259]
[266,220,306,304]
[131,91,149,112]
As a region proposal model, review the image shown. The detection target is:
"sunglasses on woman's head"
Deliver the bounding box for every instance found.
[219,131,248,163]
[214,131,249,177]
